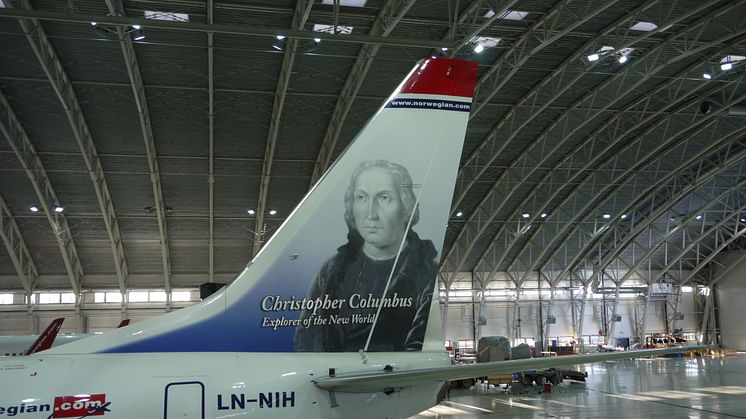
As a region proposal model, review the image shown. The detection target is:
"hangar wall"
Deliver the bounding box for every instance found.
[444,294,698,350]
[717,250,746,351]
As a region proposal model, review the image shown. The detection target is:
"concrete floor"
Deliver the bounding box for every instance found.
[412,355,746,418]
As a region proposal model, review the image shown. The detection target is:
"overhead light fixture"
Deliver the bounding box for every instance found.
[29,205,40,213]
[587,46,615,63]
[53,204,64,213]
[702,72,712,80]
[620,214,628,219]
[269,209,278,216]
[272,36,286,51]
[740,217,746,223]
[469,36,500,54]
[720,55,746,71]
[456,211,463,217]
[617,54,628,64]
[540,213,547,218]
[521,213,530,218]
[247,209,256,215]
[696,215,702,220]
[602,214,611,219]
[91,21,113,37]
[130,25,145,41]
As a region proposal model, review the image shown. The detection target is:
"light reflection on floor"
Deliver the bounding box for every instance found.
[410,355,746,418]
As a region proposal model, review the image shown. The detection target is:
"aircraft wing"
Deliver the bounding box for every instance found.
[313,345,705,393]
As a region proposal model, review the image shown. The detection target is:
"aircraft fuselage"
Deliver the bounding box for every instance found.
[0,351,450,418]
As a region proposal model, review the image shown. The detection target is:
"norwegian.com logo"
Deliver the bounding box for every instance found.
[51,394,110,418]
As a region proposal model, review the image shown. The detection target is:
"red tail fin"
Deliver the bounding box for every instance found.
[25,318,64,355]
[116,319,130,328]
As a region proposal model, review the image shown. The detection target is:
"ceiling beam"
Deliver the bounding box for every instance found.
[539,106,746,287]
[441,1,746,282]
[0,8,454,49]
[477,50,743,285]
[0,192,39,295]
[0,89,83,295]
[105,0,172,295]
[14,0,129,295]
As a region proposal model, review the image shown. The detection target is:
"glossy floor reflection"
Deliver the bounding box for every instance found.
[411,355,746,418]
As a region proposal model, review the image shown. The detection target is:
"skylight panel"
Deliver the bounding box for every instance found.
[0,1,6,8]
[502,11,529,21]
[321,0,367,7]
[630,21,657,31]
[313,24,353,35]
[0,294,12,304]
[144,10,190,22]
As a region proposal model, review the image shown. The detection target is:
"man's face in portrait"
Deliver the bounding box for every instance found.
[352,166,408,258]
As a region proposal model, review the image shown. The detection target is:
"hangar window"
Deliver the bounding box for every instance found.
[172,291,192,302]
[38,293,60,304]
[37,292,75,304]
[149,291,167,302]
[128,291,149,303]
[0,294,13,304]
[94,292,123,303]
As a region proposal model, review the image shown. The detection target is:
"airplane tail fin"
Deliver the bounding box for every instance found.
[26,317,64,355]
[116,319,130,328]
[48,58,477,354]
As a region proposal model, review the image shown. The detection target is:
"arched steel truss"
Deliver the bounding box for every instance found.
[441,0,746,287]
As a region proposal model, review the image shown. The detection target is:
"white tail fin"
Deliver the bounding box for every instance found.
[48,58,477,354]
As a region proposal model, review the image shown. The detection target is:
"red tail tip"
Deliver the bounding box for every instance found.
[400,58,478,98]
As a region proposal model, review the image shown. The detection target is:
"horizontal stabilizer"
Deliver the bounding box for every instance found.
[312,345,707,393]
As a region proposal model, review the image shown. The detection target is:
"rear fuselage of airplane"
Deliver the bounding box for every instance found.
[0,351,451,418]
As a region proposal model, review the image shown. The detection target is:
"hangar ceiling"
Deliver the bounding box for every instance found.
[0,0,744,297]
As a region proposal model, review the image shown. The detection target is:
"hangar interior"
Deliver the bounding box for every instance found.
[0,0,745,361]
